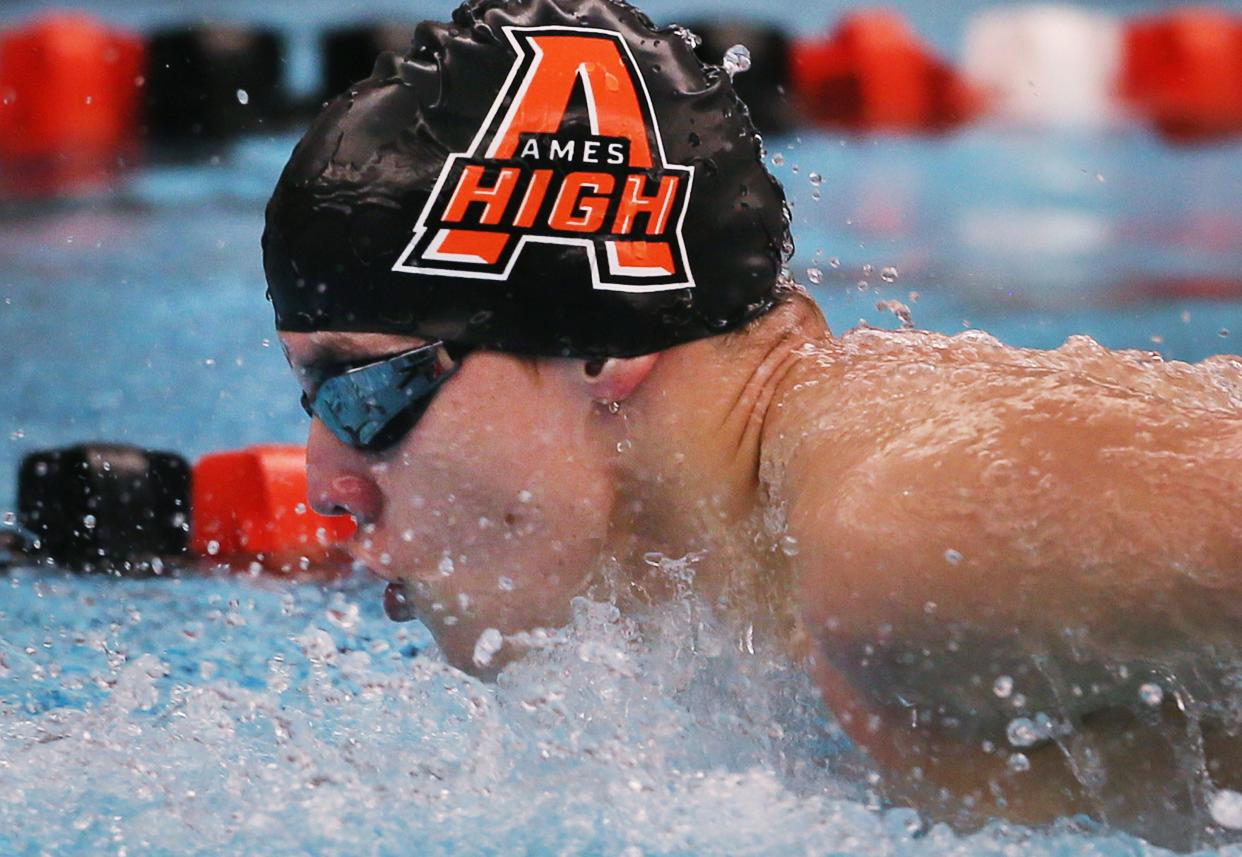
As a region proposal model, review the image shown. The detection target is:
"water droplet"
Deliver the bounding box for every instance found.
[206,540,220,556]
[82,514,97,530]
[829,257,841,269]
[993,675,1014,698]
[438,555,454,576]
[875,299,914,330]
[809,171,822,186]
[722,44,751,79]
[880,266,899,283]
[517,489,533,503]
[943,549,963,565]
[607,401,621,415]
[770,153,784,167]
[84,95,93,105]
[780,535,799,556]
[862,263,874,276]
[1007,752,1031,773]
[671,25,701,50]
[1,88,16,105]
[1211,789,1242,828]
[806,267,823,285]
[498,576,515,592]
[472,628,504,668]
[1007,713,1056,748]
[2,511,14,526]
[1219,328,1230,338]
[236,88,249,105]
[1139,682,1164,706]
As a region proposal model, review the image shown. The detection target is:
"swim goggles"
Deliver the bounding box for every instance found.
[299,341,467,452]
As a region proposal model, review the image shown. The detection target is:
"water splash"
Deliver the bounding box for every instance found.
[0,564,1232,854]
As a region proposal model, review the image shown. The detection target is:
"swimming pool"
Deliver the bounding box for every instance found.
[4,2,1242,853]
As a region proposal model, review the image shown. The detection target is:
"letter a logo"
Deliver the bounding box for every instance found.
[392,26,696,292]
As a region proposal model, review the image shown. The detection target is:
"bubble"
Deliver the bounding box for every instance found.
[722,44,751,79]
[1,88,15,105]
[498,576,515,592]
[236,88,249,105]
[943,549,962,566]
[829,257,841,269]
[472,628,504,668]
[805,267,823,285]
[206,540,220,556]
[1220,329,1230,338]
[862,264,874,276]
[1139,682,1164,706]
[517,489,533,503]
[82,515,97,530]
[880,266,899,283]
[993,675,1014,698]
[770,153,784,167]
[438,555,455,577]
[809,171,823,186]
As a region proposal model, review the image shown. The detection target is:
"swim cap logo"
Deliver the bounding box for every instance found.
[392,26,696,292]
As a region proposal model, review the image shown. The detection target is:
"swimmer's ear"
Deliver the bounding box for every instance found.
[580,353,659,403]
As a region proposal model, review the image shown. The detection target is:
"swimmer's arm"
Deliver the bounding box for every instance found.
[784,383,1242,834]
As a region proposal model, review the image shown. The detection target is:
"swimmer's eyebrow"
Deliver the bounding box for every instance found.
[291,335,405,371]
[289,335,432,377]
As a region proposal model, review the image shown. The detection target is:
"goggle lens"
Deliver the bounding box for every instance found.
[300,342,464,451]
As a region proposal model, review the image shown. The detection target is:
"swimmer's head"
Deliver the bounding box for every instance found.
[263,0,790,358]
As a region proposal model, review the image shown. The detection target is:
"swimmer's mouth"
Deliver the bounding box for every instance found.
[383,582,418,622]
[348,550,419,623]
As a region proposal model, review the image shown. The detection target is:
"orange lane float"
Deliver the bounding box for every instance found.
[190,444,356,572]
[0,13,144,195]
[8,443,356,574]
[1121,9,1242,142]
[790,10,983,133]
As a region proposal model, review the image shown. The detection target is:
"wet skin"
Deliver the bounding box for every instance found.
[282,290,1242,844]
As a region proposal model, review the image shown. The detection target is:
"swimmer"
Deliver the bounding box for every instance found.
[264,0,1242,844]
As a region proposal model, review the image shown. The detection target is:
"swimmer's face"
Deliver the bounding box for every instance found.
[281,331,615,673]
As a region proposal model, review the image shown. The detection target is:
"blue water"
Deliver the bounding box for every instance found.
[4,1,1242,852]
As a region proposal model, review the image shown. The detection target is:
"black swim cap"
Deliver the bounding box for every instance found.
[263,0,790,358]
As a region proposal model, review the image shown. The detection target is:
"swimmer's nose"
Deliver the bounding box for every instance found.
[306,422,383,524]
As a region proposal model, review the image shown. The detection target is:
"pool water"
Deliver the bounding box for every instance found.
[4,1,1242,852]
